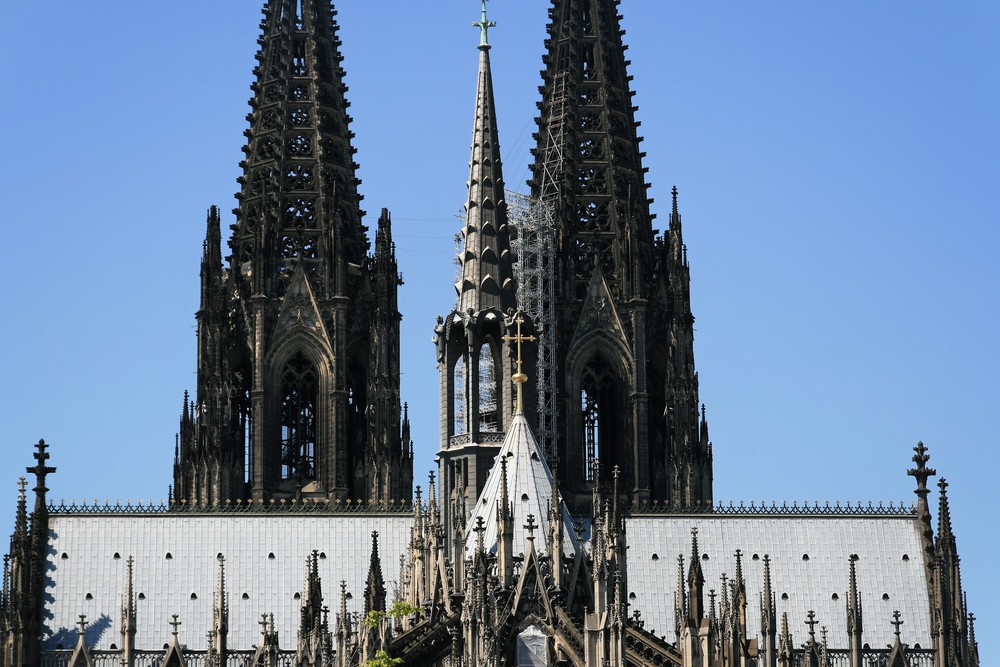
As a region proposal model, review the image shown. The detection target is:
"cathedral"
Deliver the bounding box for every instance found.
[0,1,981,667]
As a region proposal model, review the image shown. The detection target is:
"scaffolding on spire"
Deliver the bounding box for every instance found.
[508,72,569,459]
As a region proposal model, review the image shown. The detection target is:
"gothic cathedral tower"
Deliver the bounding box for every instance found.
[173,0,413,505]
[531,0,712,507]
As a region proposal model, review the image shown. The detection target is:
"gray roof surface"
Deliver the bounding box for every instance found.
[464,413,578,558]
[625,515,932,650]
[44,513,413,651]
[43,511,932,654]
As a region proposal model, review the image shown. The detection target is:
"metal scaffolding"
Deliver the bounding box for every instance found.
[507,72,570,460]
[508,191,557,458]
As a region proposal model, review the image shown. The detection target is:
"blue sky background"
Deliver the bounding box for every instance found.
[0,1,996,657]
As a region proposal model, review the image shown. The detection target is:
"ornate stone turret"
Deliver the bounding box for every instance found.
[3,441,55,667]
[436,5,524,539]
[121,557,138,667]
[363,532,386,615]
[297,551,329,666]
[174,0,411,505]
[760,555,777,667]
[932,478,971,667]
[531,0,712,510]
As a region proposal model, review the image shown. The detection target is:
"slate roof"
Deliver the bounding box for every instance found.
[625,515,932,650]
[463,412,578,558]
[43,513,412,651]
[42,507,932,654]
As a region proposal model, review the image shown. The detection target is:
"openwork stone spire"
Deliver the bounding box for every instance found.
[529,0,711,510]
[232,0,366,299]
[175,0,411,505]
[456,0,514,314]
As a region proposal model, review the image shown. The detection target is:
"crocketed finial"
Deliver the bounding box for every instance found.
[907,441,936,498]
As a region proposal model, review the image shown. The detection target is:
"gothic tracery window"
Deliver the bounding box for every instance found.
[583,387,599,481]
[581,356,617,482]
[280,351,318,480]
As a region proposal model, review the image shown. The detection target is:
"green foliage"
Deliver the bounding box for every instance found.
[388,600,421,618]
[364,650,403,667]
[363,601,420,629]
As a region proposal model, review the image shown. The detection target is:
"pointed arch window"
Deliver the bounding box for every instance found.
[580,356,617,482]
[453,352,467,435]
[280,351,318,480]
[478,341,498,432]
[583,387,599,482]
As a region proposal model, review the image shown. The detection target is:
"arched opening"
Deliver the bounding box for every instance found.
[579,355,620,481]
[646,341,668,499]
[478,340,498,432]
[280,351,317,481]
[453,351,467,435]
[582,387,599,482]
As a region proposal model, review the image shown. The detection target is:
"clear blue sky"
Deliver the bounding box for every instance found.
[1,1,996,658]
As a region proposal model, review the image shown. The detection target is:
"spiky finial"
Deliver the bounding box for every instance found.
[779,611,792,651]
[365,532,386,614]
[687,528,704,621]
[13,477,27,538]
[524,514,538,544]
[937,477,954,541]
[27,439,56,510]
[474,516,486,554]
[907,442,936,499]
[499,456,510,518]
[805,610,818,644]
[891,610,903,640]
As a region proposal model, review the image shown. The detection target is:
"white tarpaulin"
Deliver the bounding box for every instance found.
[516,625,548,667]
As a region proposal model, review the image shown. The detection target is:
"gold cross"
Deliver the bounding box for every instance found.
[502,315,536,414]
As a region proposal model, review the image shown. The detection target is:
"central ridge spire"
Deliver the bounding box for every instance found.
[455,0,514,313]
[436,5,527,542]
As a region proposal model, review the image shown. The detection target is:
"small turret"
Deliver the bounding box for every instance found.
[760,555,776,667]
[364,532,386,615]
[496,457,514,588]
[687,528,705,623]
[121,557,137,667]
[846,556,863,667]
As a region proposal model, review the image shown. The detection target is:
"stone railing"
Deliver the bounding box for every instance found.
[805,648,935,667]
[629,499,917,517]
[41,650,299,667]
[448,431,506,448]
[48,497,414,515]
